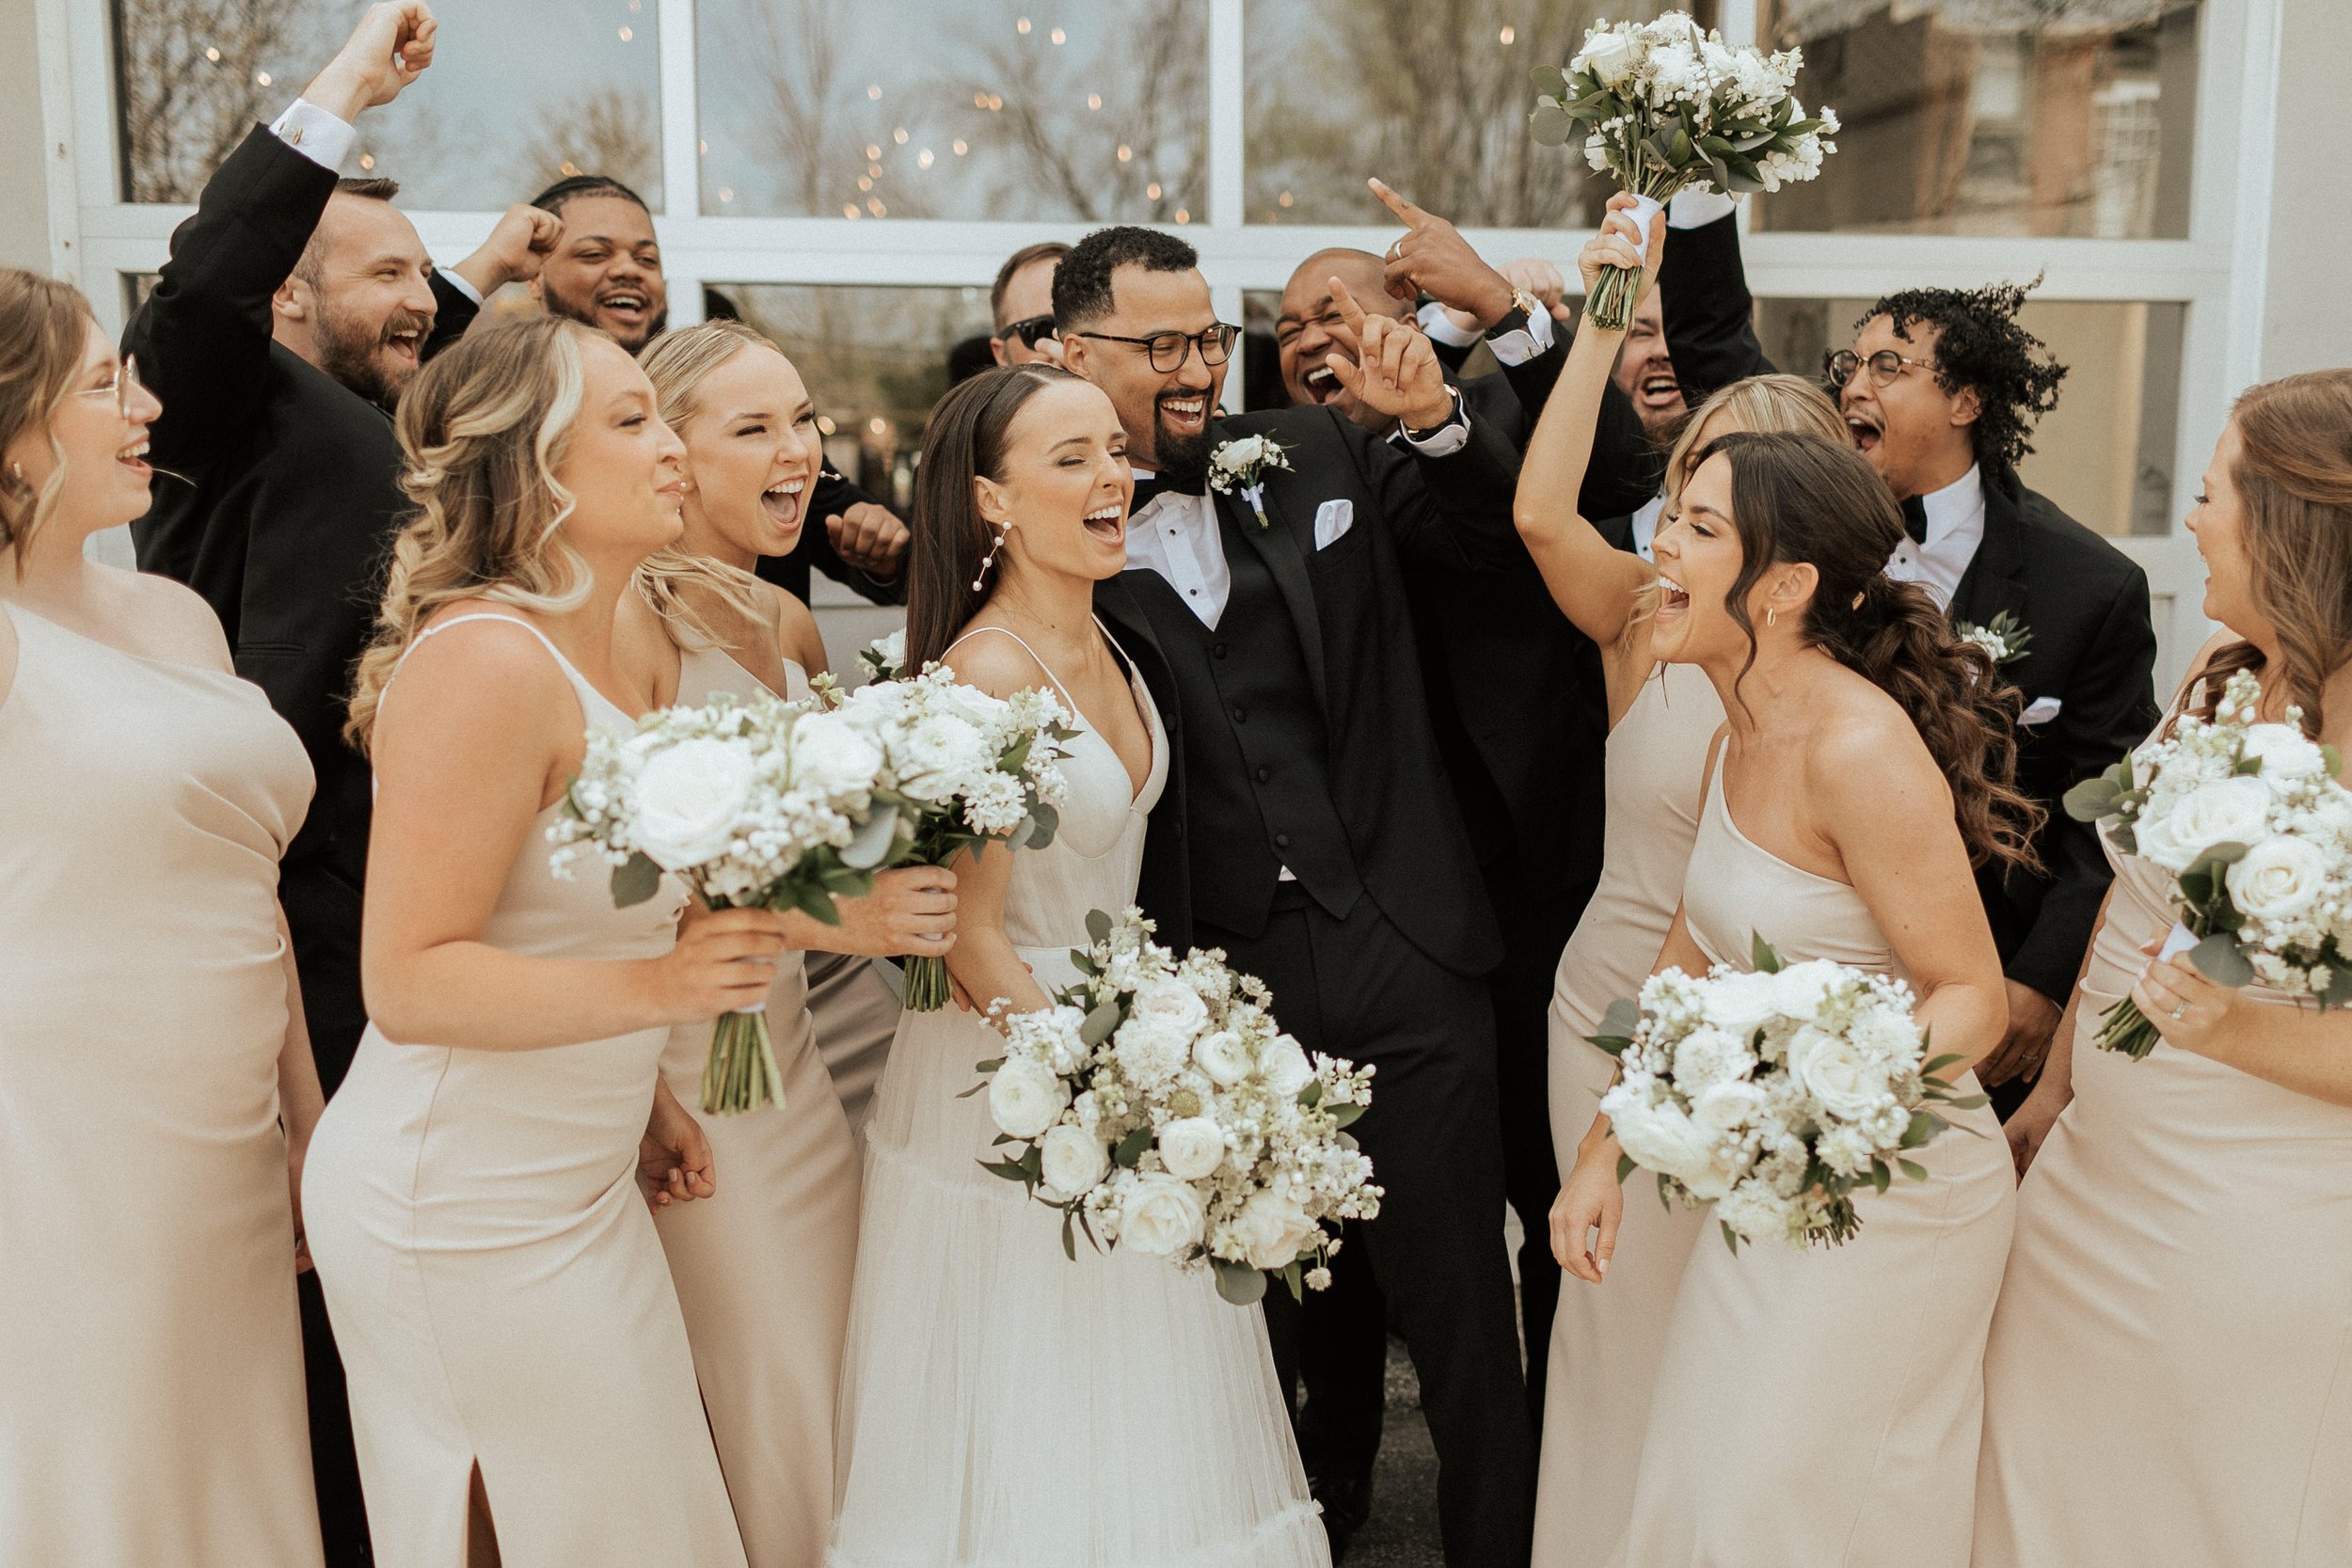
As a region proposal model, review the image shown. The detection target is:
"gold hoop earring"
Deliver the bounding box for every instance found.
[1767,607,1778,628]
[971,518,1011,592]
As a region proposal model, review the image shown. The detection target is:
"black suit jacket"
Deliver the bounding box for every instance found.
[125,124,479,1076]
[1656,210,1774,404]
[753,463,909,606]
[1955,467,2161,1004]
[1094,405,1520,977]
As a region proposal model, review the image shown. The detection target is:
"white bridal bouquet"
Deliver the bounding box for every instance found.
[977,909,1383,1306]
[1593,937,1983,1250]
[1529,11,1837,329]
[2064,668,2352,1057]
[826,661,1079,1010]
[549,690,900,1114]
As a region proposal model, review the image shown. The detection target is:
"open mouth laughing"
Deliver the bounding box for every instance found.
[1656,572,1692,621]
[119,434,151,477]
[1157,391,1208,436]
[760,476,805,531]
[1845,409,1883,453]
[1301,363,1343,404]
[597,288,652,332]
[1634,370,1681,413]
[1083,500,1125,544]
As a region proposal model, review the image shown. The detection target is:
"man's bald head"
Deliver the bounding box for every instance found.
[1275,247,1413,411]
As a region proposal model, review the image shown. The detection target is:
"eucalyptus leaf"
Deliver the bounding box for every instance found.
[1113,1126,1154,1169]
[610,851,662,909]
[1921,1052,1966,1075]
[2106,822,2138,855]
[1750,933,1786,974]
[1616,1152,1637,1183]
[2062,775,2123,821]
[1528,64,1567,95]
[1897,1158,1929,1183]
[1085,908,1115,944]
[1329,1101,1364,1130]
[840,805,901,871]
[1214,1259,1269,1307]
[1899,1109,1937,1148]
[1024,800,1061,851]
[1530,103,1574,146]
[2324,963,2352,1010]
[2190,931,2255,987]
[1061,1211,1077,1261]
[2191,842,2251,874]
[1078,998,1123,1047]
[1720,1221,1740,1255]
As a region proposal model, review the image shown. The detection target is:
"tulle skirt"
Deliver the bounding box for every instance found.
[827,945,1328,1568]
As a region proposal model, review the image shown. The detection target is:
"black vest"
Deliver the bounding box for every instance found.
[1152,513,1364,936]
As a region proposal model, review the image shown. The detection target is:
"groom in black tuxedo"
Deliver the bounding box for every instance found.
[1058,226,1536,1568]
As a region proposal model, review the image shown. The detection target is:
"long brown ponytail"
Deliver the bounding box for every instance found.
[1699,429,2044,871]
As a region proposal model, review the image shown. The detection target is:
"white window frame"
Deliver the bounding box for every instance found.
[40,0,2276,675]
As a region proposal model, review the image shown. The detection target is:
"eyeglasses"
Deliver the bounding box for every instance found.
[1823,348,1935,389]
[74,355,143,420]
[1072,323,1239,374]
[1001,314,1058,349]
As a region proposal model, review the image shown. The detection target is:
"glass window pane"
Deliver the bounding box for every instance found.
[696,0,1207,222]
[111,0,665,208]
[1246,2,1715,228]
[1758,296,2186,535]
[1754,1,2199,238]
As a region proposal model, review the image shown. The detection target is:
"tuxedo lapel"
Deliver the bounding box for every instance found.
[1948,469,2030,635]
[1216,475,1329,713]
[1095,573,1179,726]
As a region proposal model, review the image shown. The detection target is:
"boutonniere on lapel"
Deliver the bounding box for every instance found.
[1957,610,2032,668]
[1207,434,1295,529]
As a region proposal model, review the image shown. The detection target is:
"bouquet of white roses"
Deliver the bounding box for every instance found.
[977,909,1382,1306]
[548,690,900,1114]
[1529,12,1837,329]
[2064,668,2352,1057]
[829,661,1079,1009]
[1593,936,1982,1250]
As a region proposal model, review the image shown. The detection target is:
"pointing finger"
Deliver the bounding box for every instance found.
[1367,176,1427,227]
[1328,275,1368,335]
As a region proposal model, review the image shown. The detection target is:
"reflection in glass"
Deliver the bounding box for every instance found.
[1245,1,1715,228]
[110,0,664,208]
[1758,296,2186,536]
[696,0,1206,222]
[1755,1,2199,237]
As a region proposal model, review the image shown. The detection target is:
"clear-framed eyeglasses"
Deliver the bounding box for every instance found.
[74,355,144,421]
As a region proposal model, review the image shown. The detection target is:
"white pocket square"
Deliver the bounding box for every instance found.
[2020,696,2063,726]
[1312,499,1354,550]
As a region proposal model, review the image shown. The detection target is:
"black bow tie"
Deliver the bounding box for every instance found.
[1900,493,1930,546]
[1130,468,1206,515]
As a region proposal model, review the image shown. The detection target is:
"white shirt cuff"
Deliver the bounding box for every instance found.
[268,100,358,174]
[1414,298,1554,364]
[1417,300,1481,348]
[1397,393,1470,458]
[1668,188,1737,230]
[437,267,485,306]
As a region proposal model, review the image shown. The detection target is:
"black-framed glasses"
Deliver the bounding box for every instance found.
[1002,314,1057,349]
[74,354,143,420]
[1073,323,1239,373]
[1823,348,1935,388]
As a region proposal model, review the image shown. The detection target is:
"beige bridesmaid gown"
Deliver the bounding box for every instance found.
[0,603,322,1567]
[1534,663,1720,1568]
[806,950,903,1143]
[654,645,861,1568]
[301,614,746,1568]
[1974,841,2352,1566]
[1609,760,2014,1567]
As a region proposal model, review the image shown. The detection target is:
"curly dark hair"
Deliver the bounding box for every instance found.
[1052,226,1199,329]
[1856,279,2067,472]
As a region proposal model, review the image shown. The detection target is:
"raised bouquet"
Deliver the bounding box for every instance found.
[1594,937,1983,1250]
[1529,11,1837,329]
[828,660,1078,1010]
[549,690,901,1114]
[977,909,1382,1305]
[2064,668,2352,1057]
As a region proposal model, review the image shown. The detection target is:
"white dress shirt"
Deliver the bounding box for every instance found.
[1629,491,1667,560]
[1419,297,1557,365]
[1883,464,1987,610]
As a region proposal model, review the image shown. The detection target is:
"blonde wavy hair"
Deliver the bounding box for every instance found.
[630,320,785,650]
[2185,369,2352,736]
[345,315,596,749]
[0,270,100,575]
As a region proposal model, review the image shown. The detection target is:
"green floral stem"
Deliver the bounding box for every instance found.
[700,1007,784,1115]
[1585,263,1647,331]
[903,954,953,1012]
[2094,995,2162,1061]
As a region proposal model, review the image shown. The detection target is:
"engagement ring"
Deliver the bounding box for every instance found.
[2169,1004,2187,1021]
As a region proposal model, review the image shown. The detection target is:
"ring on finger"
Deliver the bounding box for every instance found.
[2169,1003,2187,1022]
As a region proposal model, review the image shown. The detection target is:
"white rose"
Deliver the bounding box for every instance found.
[629,737,755,870]
[1194,1028,1254,1088]
[2242,723,2328,786]
[1039,1122,1109,1196]
[1689,1080,1767,1139]
[1785,1023,1891,1123]
[2158,777,2273,867]
[1155,1116,1228,1181]
[1698,971,1782,1040]
[1669,1026,1756,1094]
[1577,31,1641,89]
[986,1058,1070,1141]
[1261,1033,1315,1098]
[896,711,986,798]
[2227,834,2331,923]
[789,709,884,792]
[1130,977,1210,1041]
[1768,962,1839,1022]
[1120,1174,1207,1257]
[1230,1190,1320,1271]
[1605,1094,1736,1201]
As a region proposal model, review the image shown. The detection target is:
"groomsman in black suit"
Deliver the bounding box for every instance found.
[1653,215,2162,1117]
[1057,225,1535,1568]
[1264,187,1658,1496]
[123,5,548,1559]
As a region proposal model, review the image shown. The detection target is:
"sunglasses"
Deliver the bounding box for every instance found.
[1001,314,1058,349]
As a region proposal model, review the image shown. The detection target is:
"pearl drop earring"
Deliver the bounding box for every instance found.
[971,517,1011,592]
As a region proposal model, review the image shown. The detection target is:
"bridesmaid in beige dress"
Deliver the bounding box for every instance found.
[624,322,957,1568]
[302,318,785,1567]
[0,273,325,1568]
[1510,208,1848,1568]
[1549,428,2034,1565]
[1978,372,2352,1568]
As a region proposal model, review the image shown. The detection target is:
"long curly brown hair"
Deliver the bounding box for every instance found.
[1699,430,2044,872]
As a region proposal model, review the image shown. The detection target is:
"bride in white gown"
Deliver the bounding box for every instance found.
[828,365,1328,1568]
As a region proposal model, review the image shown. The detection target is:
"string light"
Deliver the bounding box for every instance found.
[1500,24,1516,43]
[1278,189,1294,208]
[858,176,873,191]
[917,149,934,168]
[866,142,882,160]
[1116,144,1133,162]
[817,415,836,436]
[1173,208,1190,224]
[1015,16,1031,33]
[1050,26,1066,43]
[868,417,888,435]
[717,186,735,202]
[867,198,886,216]
[972,90,988,108]
[203,45,219,61]
[1087,93,1101,110]
[893,127,909,145]
[952,139,969,155]
[988,95,1003,111]
[699,139,708,154]
[1146,182,1162,199]
[358,153,375,170]
[844,204,862,219]
[617,26,632,41]
[867,162,882,177]
[254,70,271,86]
[561,161,580,176]
[866,84,882,100]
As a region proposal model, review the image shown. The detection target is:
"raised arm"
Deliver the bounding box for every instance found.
[1656,192,1773,405]
[1513,197,1662,656]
